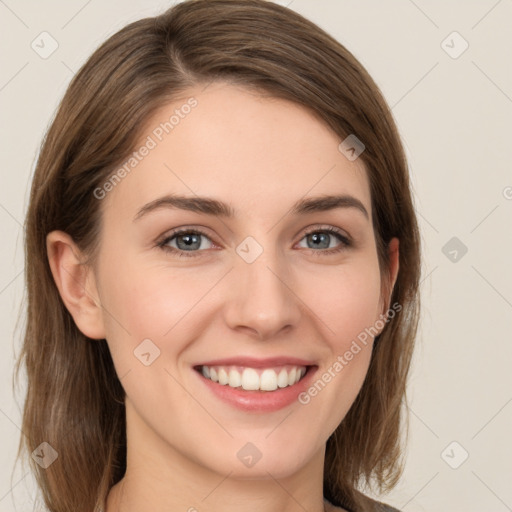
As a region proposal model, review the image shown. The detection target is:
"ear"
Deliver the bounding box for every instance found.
[381,237,400,317]
[46,230,106,339]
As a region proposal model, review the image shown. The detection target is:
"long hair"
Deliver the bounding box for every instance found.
[15,1,421,510]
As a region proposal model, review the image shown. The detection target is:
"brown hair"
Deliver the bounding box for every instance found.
[15,1,421,511]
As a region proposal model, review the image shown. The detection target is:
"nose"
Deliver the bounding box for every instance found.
[223,246,302,341]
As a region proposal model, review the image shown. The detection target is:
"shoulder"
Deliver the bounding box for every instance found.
[324,499,401,512]
[375,503,402,512]
[324,494,401,512]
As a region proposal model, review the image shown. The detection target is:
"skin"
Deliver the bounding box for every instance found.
[47,82,399,512]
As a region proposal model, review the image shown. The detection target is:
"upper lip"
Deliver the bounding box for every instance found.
[194,356,317,368]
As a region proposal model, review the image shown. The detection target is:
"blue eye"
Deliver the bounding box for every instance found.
[158,229,214,257]
[157,226,351,258]
[298,227,351,256]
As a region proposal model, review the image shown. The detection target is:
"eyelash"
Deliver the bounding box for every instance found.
[157,226,352,259]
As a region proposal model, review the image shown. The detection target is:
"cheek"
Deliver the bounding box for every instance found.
[306,254,383,347]
[99,254,209,336]
[299,254,382,403]
[295,261,382,432]
[98,238,382,375]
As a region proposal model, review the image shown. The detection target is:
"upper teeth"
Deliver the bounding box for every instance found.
[201,365,306,391]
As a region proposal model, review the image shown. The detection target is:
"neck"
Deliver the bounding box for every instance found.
[105,402,334,512]
[107,472,333,512]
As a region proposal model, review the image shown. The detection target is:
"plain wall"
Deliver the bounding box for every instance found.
[1,1,511,510]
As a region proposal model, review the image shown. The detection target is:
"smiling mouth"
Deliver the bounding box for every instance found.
[194,364,313,392]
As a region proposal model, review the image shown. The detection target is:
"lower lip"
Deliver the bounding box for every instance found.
[194,366,318,412]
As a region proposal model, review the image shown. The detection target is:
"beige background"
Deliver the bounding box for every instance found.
[1,1,511,510]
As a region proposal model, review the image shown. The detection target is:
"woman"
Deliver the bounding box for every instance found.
[16,1,421,511]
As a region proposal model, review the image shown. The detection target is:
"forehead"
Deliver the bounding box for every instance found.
[103,82,371,222]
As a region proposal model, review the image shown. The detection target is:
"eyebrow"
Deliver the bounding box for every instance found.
[133,193,369,222]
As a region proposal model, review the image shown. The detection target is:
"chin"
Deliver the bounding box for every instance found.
[205,439,318,480]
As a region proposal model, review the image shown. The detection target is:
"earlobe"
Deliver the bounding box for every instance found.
[46,230,106,340]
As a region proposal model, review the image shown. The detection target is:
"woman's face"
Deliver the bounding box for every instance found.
[89,82,397,480]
